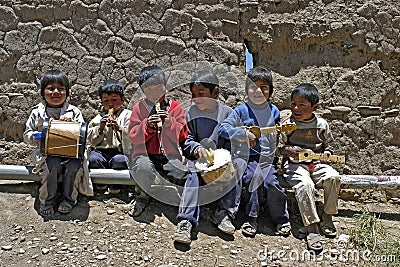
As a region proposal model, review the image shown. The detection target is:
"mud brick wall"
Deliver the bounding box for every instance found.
[0,0,399,178]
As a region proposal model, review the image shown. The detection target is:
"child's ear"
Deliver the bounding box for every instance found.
[312,103,319,111]
[212,86,220,98]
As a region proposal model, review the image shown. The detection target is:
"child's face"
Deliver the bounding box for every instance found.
[290,95,318,121]
[247,80,269,105]
[44,82,67,107]
[101,93,123,112]
[143,84,166,103]
[191,84,218,111]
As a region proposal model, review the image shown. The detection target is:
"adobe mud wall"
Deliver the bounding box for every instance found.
[0,0,399,180]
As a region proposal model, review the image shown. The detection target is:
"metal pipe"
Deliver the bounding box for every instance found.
[0,164,133,185]
[0,164,399,188]
[0,165,40,181]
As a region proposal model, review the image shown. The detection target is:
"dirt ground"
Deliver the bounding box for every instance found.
[0,180,399,267]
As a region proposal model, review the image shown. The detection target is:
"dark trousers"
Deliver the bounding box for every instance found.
[241,155,289,224]
[41,156,81,207]
[131,154,186,205]
[89,149,128,170]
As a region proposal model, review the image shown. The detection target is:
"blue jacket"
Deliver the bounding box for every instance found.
[218,101,280,158]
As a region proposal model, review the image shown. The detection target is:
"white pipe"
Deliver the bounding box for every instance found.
[0,164,399,188]
[0,164,133,185]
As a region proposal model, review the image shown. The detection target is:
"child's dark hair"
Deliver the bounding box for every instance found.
[245,66,273,97]
[189,70,219,98]
[40,70,70,98]
[291,83,320,106]
[98,80,124,98]
[138,65,166,90]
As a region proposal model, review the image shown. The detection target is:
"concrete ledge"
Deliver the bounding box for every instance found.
[0,164,399,189]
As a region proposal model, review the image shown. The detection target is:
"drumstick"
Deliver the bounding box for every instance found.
[155,102,163,128]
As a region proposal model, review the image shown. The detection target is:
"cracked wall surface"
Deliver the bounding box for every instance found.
[0,0,399,176]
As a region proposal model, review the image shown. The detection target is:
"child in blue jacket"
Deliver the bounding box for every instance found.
[219,66,291,237]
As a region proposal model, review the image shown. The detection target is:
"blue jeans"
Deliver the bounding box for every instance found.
[177,159,246,226]
[241,155,289,224]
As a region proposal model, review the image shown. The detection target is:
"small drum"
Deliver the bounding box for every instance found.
[195,149,235,184]
[40,118,87,158]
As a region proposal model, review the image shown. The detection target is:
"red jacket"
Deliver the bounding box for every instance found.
[128,99,188,159]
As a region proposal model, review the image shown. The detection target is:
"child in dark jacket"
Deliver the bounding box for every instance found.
[174,70,245,244]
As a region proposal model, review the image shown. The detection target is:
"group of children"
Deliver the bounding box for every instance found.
[23,66,341,252]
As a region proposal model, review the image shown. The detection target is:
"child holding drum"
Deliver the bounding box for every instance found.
[24,70,93,217]
[87,80,132,194]
[218,66,291,237]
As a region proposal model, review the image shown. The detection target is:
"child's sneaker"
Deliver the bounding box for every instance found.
[95,184,107,191]
[174,220,192,244]
[218,215,235,235]
[107,185,121,194]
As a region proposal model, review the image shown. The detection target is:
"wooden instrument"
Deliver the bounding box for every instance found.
[40,118,87,158]
[155,102,163,128]
[195,149,235,184]
[107,108,114,126]
[244,123,297,138]
[294,149,345,164]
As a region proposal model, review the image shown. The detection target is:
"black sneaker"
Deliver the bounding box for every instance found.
[95,184,107,191]
[174,220,192,244]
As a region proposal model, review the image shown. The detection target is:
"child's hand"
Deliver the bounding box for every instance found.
[157,110,171,127]
[147,114,162,129]
[99,115,112,132]
[320,151,333,164]
[194,146,208,159]
[59,116,72,122]
[246,130,257,147]
[282,145,302,158]
[33,131,42,144]
[108,118,122,132]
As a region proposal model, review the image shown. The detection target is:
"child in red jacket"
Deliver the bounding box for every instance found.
[128,65,188,216]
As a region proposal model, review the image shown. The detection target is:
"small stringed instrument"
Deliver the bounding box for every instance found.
[244,123,297,138]
[294,149,345,164]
